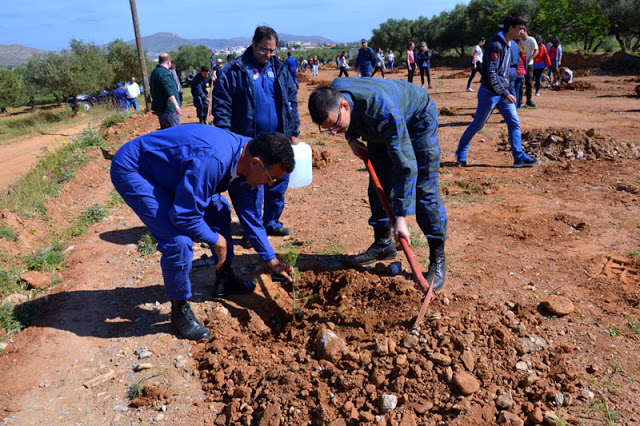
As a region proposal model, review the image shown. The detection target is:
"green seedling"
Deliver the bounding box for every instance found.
[137,232,157,257]
[127,371,164,399]
[0,225,19,242]
[626,315,640,335]
[602,325,621,337]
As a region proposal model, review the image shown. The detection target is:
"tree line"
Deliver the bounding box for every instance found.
[370,0,639,58]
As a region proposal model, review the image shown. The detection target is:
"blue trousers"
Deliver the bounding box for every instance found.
[360,66,372,77]
[128,98,139,111]
[111,165,232,301]
[367,107,447,241]
[456,85,525,162]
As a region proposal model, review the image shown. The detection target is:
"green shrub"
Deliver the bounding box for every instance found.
[100,113,129,130]
[25,243,65,273]
[0,225,18,241]
[137,232,157,257]
[79,203,108,226]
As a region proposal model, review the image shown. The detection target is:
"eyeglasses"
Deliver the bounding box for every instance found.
[319,109,342,134]
[258,158,278,184]
[256,46,277,55]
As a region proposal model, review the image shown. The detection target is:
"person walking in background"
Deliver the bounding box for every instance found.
[532,35,551,96]
[338,51,350,77]
[371,48,386,79]
[519,27,538,107]
[406,42,416,83]
[169,62,183,107]
[308,79,448,291]
[112,83,129,112]
[417,42,432,89]
[455,12,539,168]
[355,39,376,77]
[124,76,141,111]
[511,40,527,108]
[466,37,485,92]
[212,26,301,237]
[285,51,299,89]
[191,66,210,124]
[312,55,319,76]
[149,53,181,129]
[547,36,562,87]
[387,50,395,71]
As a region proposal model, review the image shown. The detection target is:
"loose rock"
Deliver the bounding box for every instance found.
[379,394,398,413]
[313,328,347,362]
[453,371,480,396]
[20,271,51,290]
[542,296,575,316]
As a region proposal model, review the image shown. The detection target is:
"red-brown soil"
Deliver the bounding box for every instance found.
[1,68,639,425]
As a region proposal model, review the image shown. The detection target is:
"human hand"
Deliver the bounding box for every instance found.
[213,234,227,269]
[267,258,294,282]
[290,135,300,145]
[348,139,367,160]
[505,94,517,104]
[176,106,182,115]
[394,216,411,245]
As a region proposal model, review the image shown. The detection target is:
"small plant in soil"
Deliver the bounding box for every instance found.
[279,249,313,320]
[79,203,108,226]
[626,315,640,335]
[626,250,639,258]
[127,371,164,399]
[0,225,19,242]
[106,189,124,208]
[137,232,157,257]
[582,396,620,425]
[25,242,65,273]
[602,325,622,337]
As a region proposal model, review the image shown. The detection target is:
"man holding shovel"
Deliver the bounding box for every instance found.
[308,79,448,291]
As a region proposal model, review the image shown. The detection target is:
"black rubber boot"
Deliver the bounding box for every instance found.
[213,261,256,298]
[170,300,211,341]
[352,227,397,265]
[426,239,446,292]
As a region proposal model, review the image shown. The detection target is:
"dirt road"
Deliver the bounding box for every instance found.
[0,69,639,425]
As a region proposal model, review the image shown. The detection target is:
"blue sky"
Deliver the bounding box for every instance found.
[1,1,468,51]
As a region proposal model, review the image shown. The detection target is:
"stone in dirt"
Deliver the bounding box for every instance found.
[496,391,514,409]
[453,371,480,396]
[379,394,398,413]
[313,327,347,362]
[529,406,544,424]
[542,296,575,316]
[20,271,51,290]
[498,411,524,426]
[430,352,452,366]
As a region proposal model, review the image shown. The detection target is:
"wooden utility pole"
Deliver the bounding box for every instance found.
[129,0,151,111]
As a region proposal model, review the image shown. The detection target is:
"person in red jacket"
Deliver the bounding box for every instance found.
[532,35,551,97]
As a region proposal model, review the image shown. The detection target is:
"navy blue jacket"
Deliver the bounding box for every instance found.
[191,72,209,103]
[480,32,511,98]
[212,47,300,138]
[355,46,376,72]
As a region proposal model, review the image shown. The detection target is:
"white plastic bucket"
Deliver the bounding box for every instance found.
[288,142,313,189]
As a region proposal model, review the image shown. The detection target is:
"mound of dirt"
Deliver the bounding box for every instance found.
[440,70,469,80]
[297,73,311,84]
[192,269,591,424]
[551,81,594,91]
[522,128,640,161]
[312,148,332,169]
[439,107,457,116]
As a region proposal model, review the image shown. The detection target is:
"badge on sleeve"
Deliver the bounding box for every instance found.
[253,69,259,80]
[491,53,498,60]
[267,70,274,78]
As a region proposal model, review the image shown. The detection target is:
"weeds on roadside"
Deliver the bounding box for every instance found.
[137,232,157,257]
[0,125,106,218]
[25,242,65,274]
[602,325,622,337]
[626,315,640,335]
[100,113,129,130]
[64,203,109,238]
[582,397,620,425]
[0,225,19,241]
[127,371,164,399]
[106,189,123,208]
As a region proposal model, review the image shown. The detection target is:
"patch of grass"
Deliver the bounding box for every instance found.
[79,203,108,226]
[582,397,620,425]
[25,242,66,274]
[309,135,331,145]
[612,360,622,375]
[626,315,640,335]
[100,113,129,130]
[626,250,639,258]
[0,225,19,241]
[0,125,106,219]
[106,189,123,208]
[476,130,486,134]
[0,266,24,298]
[602,380,622,396]
[551,416,567,426]
[127,371,164,400]
[602,325,622,337]
[137,232,157,257]
[626,376,639,383]
[408,227,426,248]
[319,242,344,255]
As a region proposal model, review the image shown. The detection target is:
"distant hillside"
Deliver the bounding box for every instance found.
[0,44,46,66]
[127,32,337,56]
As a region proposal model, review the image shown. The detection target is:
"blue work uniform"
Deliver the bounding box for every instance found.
[191,72,209,119]
[285,56,298,87]
[330,78,448,241]
[354,46,376,77]
[110,125,276,301]
[212,47,300,233]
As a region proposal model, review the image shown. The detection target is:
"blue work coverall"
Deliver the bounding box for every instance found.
[110,125,276,301]
[212,47,300,233]
[354,46,376,77]
[330,78,448,242]
[191,72,209,119]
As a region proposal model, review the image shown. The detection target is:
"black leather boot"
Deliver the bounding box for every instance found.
[352,227,397,265]
[170,300,211,341]
[426,239,446,292]
[213,261,256,298]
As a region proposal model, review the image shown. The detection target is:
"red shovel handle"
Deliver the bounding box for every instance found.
[361,155,430,295]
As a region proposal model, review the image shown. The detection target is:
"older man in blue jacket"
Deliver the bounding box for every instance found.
[212,26,300,237]
[111,125,295,340]
[455,13,539,168]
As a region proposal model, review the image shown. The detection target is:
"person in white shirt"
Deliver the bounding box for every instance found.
[387,50,395,70]
[466,37,485,92]
[519,27,538,107]
[124,76,141,111]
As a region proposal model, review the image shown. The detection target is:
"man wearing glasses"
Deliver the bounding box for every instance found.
[111,125,296,340]
[212,26,301,238]
[308,79,448,292]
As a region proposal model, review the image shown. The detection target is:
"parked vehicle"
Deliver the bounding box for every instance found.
[66,90,115,112]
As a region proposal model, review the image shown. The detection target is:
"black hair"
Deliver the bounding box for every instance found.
[253,26,278,45]
[200,65,209,72]
[226,54,234,61]
[503,12,527,32]
[479,37,485,42]
[247,133,295,173]
[287,51,292,57]
[308,86,344,124]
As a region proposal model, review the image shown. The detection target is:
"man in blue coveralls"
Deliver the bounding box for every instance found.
[110,125,295,340]
[354,39,377,77]
[191,66,210,124]
[212,26,300,237]
[285,51,299,90]
[455,12,539,168]
[308,79,449,291]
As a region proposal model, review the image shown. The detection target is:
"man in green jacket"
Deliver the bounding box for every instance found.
[149,53,181,128]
